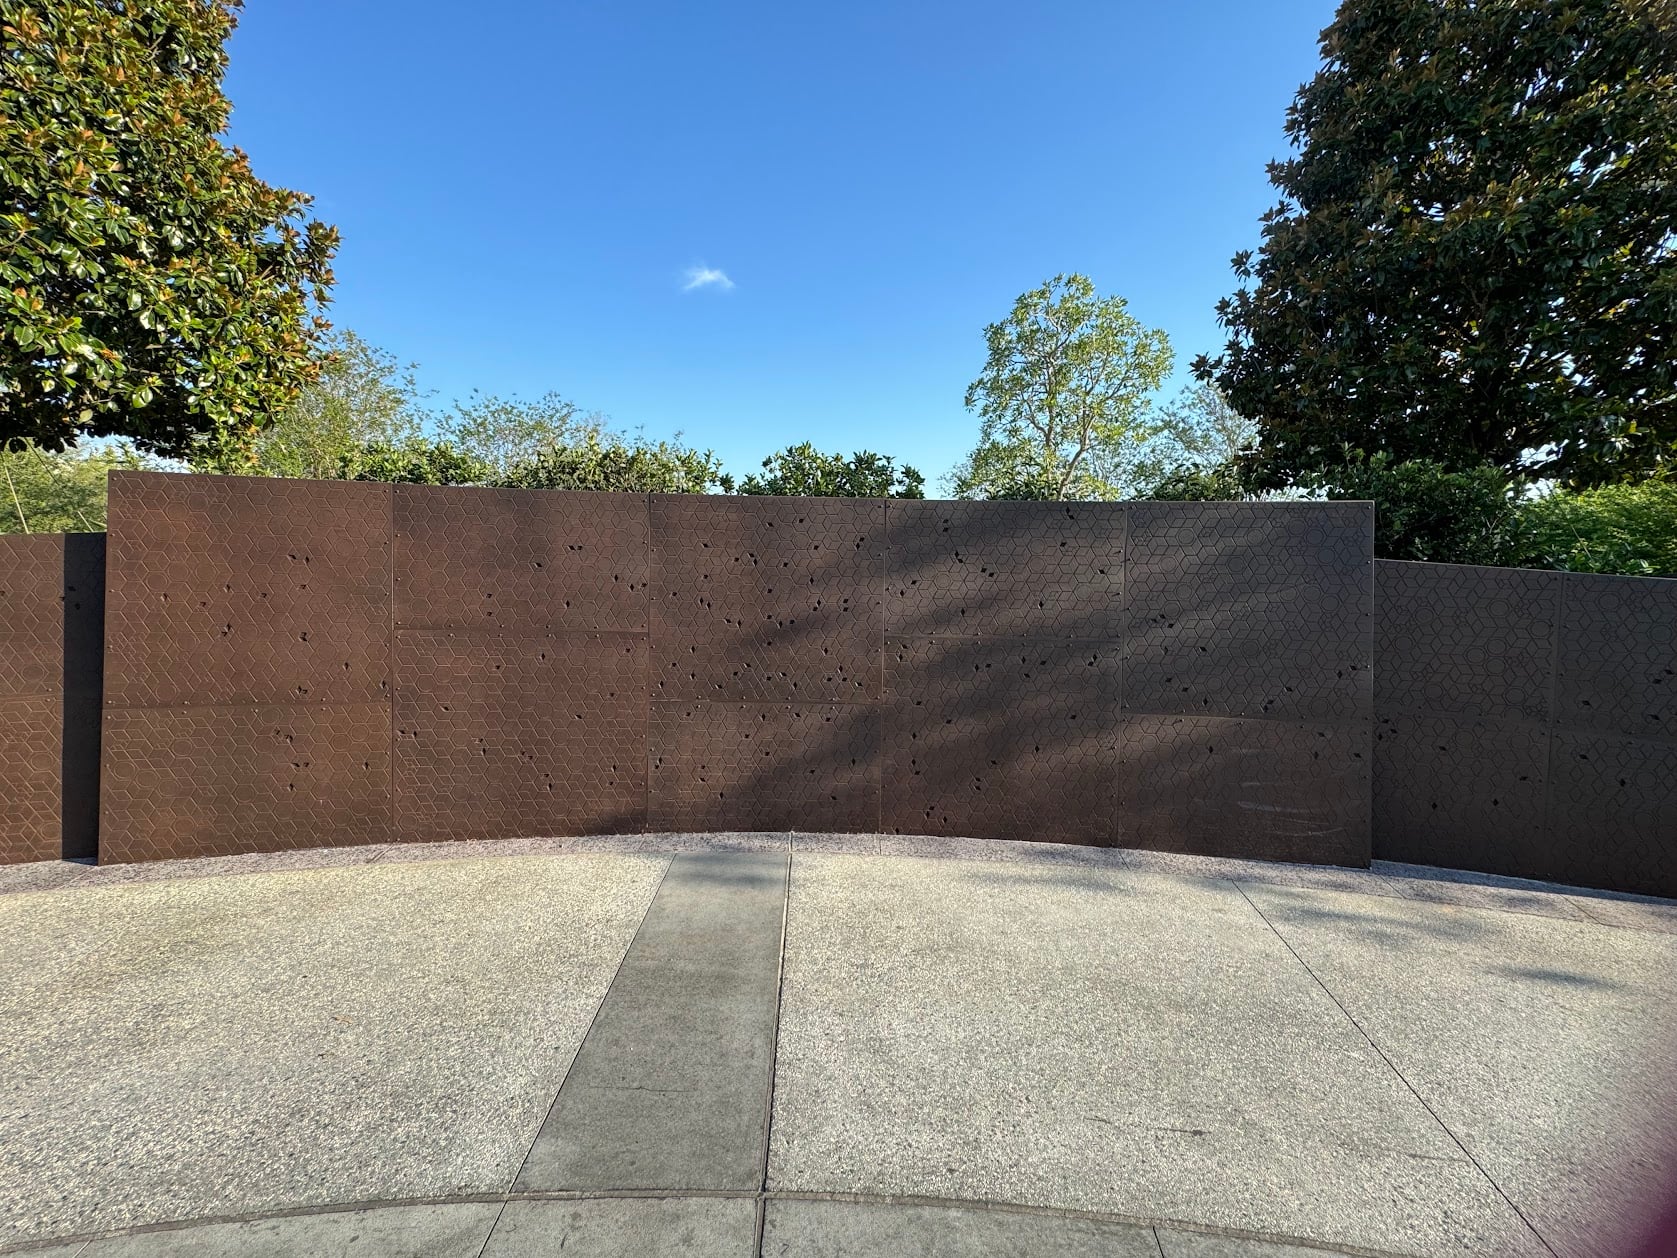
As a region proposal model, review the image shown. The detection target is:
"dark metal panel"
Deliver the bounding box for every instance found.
[880,635,1119,844]
[0,695,61,863]
[394,630,648,841]
[103,472,391,707]
[0,533,64,698]
[61,534,106,859]
[884,500,1126,640]
[1372,715,1552,877]
[649,495,885,702]
[393,486,649,633]
[100,703,391,862]
[1124,503,1372,722]
[1374,560,1561,722]
[1554,572,1677,742]
[1546,730,1677,898]
[0,534,105,862]
[649,701,880,832]
[1119,714,1371,866]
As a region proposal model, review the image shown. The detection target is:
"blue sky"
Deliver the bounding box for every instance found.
[224,1,1338,488]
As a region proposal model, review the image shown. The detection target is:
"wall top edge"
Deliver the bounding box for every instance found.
[105,471,1374,511]
[1378,556,1674,584]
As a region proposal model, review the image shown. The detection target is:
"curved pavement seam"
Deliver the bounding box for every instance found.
[0,1188,1427,1258]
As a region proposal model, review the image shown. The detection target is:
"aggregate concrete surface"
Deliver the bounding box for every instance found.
[1,833,1673,1258]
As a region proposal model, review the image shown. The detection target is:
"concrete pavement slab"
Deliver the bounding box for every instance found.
[1156,1229,1367,1257]
[72,1204,501,1257]
[1241,881,1677,1258]
[515,851,788,1192]
[0,860,93,896]
[768,854,1543,1257]
[0,854,666,1246]
[482,1198,757,1257]
[761,1199,1161,1256]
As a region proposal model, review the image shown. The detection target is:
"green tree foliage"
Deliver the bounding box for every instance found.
[0,437,163,533]
[1515,478,1677,575]
[1196,0,1677,489]
[335,437,489,486]
[731,442,924,498]
[435,391,600,482]
[1304,452,1523,564]
[1139,383,1261,499]
[499,431,725,494]
[951,274,1173,500]
[230,330,422,478]
[1143,462,1249,502]
[1,1,338,460]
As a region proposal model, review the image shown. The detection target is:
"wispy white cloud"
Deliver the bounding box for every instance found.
[682,265,734,292]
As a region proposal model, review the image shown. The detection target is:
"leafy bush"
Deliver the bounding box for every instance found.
[1142,461,1248,502]
[1513,481,1677,577]
[500,432,724,493]
[336,438,490,486]
[0,439,163,533]
[731,443,924,498]
[1302,452,1521,565]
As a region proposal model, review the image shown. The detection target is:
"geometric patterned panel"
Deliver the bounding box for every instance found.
[0,694,62,863]
[1546,730,1677,898]
[1554,572,1677,743]
[649,700,880,832]
[884,500,1126,639]
[1124,503,1372,722]
[1119,712,1371,865]
[0,533,65,698]
[1374,560,1560,722]
[649,496,885,702]
[103,472,392,707]
[880,635,1119,844]
[100,703,392,862]
[394,630,648,841]
[1372,714,1553,880]
[393,486,649,633]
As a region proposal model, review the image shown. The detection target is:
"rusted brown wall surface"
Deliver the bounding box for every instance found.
[93,474,1374,866]
[15,477,1675,894]
[99,474,394,862]
[1373,560,1677,897]
[0,532,104,862]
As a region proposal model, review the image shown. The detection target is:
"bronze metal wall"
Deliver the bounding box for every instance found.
[0,532,104,862]
[92,473,1374,866]
[1374,560,1677,897]
[8,474,1672,896]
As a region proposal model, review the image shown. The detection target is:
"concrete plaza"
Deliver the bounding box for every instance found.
[2,834,1674,1257]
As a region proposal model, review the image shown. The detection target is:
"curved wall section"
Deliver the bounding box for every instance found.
[93,473,1374,867]
[1374,560,1677,897]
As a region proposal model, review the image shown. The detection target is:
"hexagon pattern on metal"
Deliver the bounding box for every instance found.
[102,472,392,709]
[1371,560,1677,897]
[1119,713,1371,866]
[1,533,104,862]
[393,485,649,634]
[395,629,648,841]
[649,495,886,703]
[1123,503,1373,723]
[101,702,393,861]
[649,701,881,833]
[884,499,1126,640]
[1,472,1657,895]
[88,478,1374,864]
[881,635,1121,844]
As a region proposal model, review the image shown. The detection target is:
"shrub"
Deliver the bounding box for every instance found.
[1514,481,1677,577]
